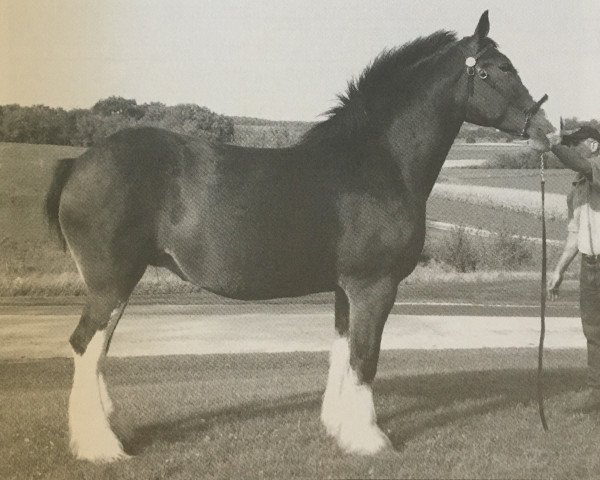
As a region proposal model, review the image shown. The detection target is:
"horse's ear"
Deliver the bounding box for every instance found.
[474,10,490,39]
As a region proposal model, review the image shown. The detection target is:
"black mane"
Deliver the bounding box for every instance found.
[301,30,458,147]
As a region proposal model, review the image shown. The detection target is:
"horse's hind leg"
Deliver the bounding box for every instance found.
[322,277,396,454]
[69,286,136,463]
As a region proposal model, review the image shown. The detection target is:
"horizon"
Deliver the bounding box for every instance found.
[2,1,599,124]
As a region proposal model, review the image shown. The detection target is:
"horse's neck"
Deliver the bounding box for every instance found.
[385,59,464,201]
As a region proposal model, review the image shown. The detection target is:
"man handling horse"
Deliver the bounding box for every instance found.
[533,125,600,411]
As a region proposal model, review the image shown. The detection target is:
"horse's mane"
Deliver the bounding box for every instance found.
[300,30,459,147]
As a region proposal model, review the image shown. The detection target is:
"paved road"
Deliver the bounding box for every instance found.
[0,301,585,359]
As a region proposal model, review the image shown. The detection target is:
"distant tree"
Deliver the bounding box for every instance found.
[233,125,292,147]
[138,102,167,123]
[157,104,233,142]
[70,110,137,146]
[92,96,145,119]
[0,105,70,144]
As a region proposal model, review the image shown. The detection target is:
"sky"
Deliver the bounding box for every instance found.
[1,0,599,124]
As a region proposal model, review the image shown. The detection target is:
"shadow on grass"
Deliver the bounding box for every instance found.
[125,389,321,454]
[124,365,586,455]
[376,368,586,448]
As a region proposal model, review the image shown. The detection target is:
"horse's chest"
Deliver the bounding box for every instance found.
[337,199,424,273]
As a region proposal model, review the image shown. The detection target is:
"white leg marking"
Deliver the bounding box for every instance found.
[322,337,391,454]
[98,373,114,417]
[321,336,350,436]
[337,369,391,454]
[69,331,128,462]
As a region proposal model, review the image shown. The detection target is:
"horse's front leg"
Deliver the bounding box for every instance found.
[322,276,397,454]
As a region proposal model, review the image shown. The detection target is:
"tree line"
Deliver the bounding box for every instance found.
[0,97,234,146]
[0,96,597,148]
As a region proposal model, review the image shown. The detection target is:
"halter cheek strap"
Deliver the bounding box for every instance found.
[464,44,494,97]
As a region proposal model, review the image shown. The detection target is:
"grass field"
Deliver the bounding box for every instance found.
[430,169,573,245]
[2,349,598,479]
[427,198,567,242]
[440,169,575,195]
[444,142,526,161]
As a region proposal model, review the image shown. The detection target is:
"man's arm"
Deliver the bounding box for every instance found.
[547,230,579,300]
[550,144,593,177]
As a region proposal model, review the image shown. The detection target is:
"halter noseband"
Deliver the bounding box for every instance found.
[521,94,549,137]
[462,44,548,138]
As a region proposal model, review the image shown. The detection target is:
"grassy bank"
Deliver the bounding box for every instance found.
[439,168,574,195]
[1,350,597,479]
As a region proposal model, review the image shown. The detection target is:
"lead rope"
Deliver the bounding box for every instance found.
[538,152,549,431]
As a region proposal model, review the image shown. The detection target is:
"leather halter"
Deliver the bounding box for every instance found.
[461,44,548,138]
[464,44,494,97]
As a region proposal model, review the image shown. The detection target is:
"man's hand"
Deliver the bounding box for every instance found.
[528,116,564,153]
[547,271,563,300]
[528,129,551,153]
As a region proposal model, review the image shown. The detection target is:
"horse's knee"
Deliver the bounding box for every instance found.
[69,298,122,355]
[70,309,98,355]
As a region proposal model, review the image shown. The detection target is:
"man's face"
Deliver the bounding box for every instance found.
[574,138,599,158]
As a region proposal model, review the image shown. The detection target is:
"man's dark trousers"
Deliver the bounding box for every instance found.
[580,254,600,389]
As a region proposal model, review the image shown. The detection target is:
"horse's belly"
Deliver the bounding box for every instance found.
[164,234,335,300]
[159,179,337,299]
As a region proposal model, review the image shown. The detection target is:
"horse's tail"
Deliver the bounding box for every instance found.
[44,158,75,251]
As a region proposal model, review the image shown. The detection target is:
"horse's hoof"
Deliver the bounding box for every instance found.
[338,423,392,455]
[70,435,130,463]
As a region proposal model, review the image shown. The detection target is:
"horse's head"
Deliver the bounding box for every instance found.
[456,11,554,139]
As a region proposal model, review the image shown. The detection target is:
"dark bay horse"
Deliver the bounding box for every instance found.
[45,11,553,462]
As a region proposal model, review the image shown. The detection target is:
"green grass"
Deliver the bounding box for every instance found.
[427,197,568,241]
[440,168,575,195]
[0,144,87,293]
[1,350,598,479]
[445,142,525,161]
[0,143,86,256]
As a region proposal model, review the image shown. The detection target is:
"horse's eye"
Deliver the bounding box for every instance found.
[499,63,514,73]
